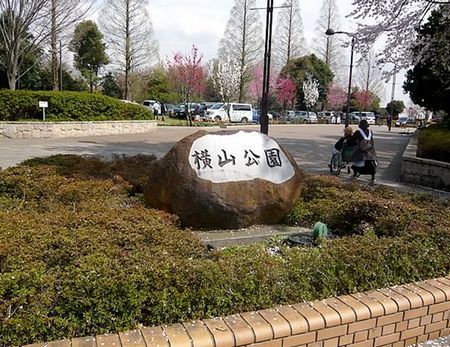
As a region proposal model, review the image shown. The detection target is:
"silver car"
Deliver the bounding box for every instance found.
[292,111,318,124]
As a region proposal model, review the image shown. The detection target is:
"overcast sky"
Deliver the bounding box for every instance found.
[94,0,411,106]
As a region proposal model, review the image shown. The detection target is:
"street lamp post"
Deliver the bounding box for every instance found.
[325,29,355,128]
[252,2,290,135]
[260,0,274,135]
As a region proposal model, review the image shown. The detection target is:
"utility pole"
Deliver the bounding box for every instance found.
[59,41,63,91]
[390,70,396,101]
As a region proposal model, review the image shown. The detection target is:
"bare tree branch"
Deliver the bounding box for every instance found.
[100,0,159,100]
[272,0,306,72]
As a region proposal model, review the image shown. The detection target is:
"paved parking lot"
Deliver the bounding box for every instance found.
[0,123,419,188]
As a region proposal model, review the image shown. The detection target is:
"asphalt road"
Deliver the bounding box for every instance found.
[0,124,413,186]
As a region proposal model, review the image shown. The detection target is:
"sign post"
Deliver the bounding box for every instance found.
[39,101,48,121]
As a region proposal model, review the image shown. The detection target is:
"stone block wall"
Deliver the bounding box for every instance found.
[24,277,450,347]
[401,132,450,191]
[0,121,157,139]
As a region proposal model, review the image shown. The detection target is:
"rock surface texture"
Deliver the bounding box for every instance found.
[144,130,303,229]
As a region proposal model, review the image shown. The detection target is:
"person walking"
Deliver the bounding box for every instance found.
[386,114,392,131]
[153,101,161,120]
[161,103,166,121]
[350,119,378,184]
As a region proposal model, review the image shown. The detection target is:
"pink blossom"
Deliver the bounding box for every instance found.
[167,45,206,100]
[276,77,296,108]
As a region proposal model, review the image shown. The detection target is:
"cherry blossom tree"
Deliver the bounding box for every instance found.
[248,62,277,104]
[208,56,241,122]
[303,75,319,109]
[276,77,297,109]
[167,45,206,125]
[350,0,450,69]
[326,83,347,111]
[209,56,240,103]
[351,88,380,112]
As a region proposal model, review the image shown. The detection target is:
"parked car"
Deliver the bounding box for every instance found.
[252,110,273,124]
[292,111,318,124]
[204,103,253,123]
[395,115,416,127]
[174,103,198,119]
[283,110,296,121]
[121,100,140,105]
[319,111,341,124]
[165,103,176,117]
[252,109,260,123]
[142,100,156,111]
[349,112,376,124]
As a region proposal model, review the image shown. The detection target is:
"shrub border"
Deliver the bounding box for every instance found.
[22,277,450,347]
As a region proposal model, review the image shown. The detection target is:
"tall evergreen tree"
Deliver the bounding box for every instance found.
[218,0,263,102]
[70,20,109,92]
[272,0,306,72]
[101,72,121,98]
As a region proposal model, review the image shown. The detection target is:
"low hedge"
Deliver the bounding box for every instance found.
[0,90,153,121]
[1,155,449,346]
[417,125,450,163]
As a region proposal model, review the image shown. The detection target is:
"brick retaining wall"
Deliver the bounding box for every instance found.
[0,120,157,139]
[23,277,450,347]
[400,131,450,191]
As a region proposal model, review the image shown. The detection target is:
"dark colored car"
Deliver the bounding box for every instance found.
[199,102,217,118]
[174,103,198,119]
[165,103,176,117]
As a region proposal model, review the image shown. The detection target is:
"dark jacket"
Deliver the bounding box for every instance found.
[350,128,377,162]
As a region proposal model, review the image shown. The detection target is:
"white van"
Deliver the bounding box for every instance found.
[350,111,376,125]
[205,103,253,123]
[143,100,156,111]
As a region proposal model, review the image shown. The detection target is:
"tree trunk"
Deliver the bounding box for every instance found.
[7,71,17,90]
[124,0,131,100]
[7,35,21,90]
[51,0,59,91]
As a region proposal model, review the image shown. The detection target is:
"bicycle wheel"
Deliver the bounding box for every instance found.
[330,152,342,175]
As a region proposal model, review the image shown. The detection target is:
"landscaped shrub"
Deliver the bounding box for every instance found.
[284,174,447,237]
[0,90,153,121]
[417,125,450,163]
[1,155,449,346]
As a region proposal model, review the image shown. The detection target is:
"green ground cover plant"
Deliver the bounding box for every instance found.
[1,155,449,346]
[0,90,153,122]
[417,125,450,163]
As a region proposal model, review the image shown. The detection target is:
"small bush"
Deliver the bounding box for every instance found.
[1,156,449,345]
[0,90,153,121]
[417,125,450,163]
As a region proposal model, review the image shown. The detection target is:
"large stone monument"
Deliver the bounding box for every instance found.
[144,130,303,229]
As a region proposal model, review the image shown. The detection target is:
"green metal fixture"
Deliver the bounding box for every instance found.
[313,222,328,240]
